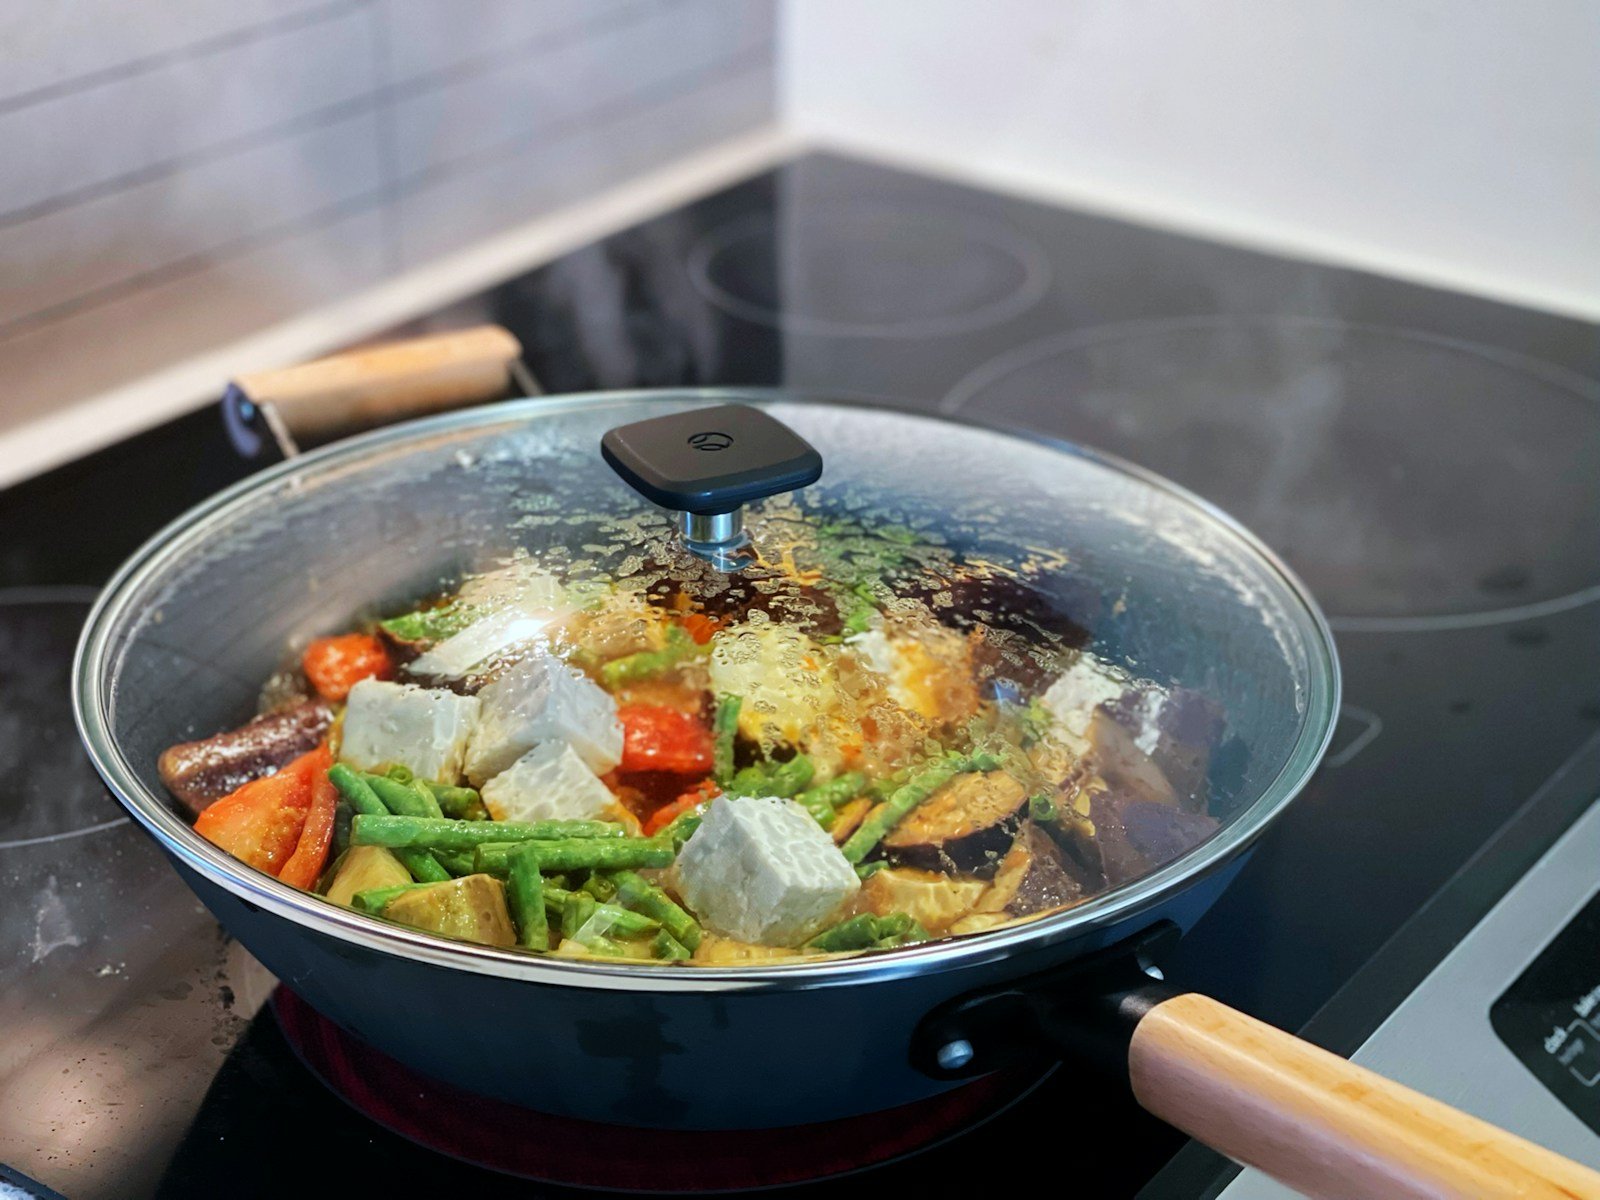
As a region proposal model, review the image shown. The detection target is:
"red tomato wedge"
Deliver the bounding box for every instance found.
[618,704,715,775]
[680,612,721,645]
[278,759,340,890]
[194,744,330,876]
[301,633,392,701]
[644,780,720,836]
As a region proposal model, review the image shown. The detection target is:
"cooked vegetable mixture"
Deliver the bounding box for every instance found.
[161,522,1226,964]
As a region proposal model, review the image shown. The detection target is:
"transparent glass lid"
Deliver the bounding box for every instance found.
[80,390,1338,970]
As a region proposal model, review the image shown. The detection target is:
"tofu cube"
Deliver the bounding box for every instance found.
[480,741,615,824]
[464,653,622,784]
[338,679,481,784]
[1039,654,1132,751]
[674,796,860,947]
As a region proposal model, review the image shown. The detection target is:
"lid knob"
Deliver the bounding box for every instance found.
[601,403,823,569]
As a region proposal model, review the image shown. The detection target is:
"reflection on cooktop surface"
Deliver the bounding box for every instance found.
[944,316,1600,628]
[688,205,1051,337]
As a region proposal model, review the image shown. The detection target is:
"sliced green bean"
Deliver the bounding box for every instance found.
[422,779,488,821]
[328,767,449,881]
[659,808,705,849]
[351,814,622,853]
[795,771,866,827]
[839,752,1002,864]
[506,847,548,951]
[561,892,597,940]
[806,913,881,952]
[474,836,676,876]
[365,774,444,820]
[581,873,618,903]
[652,930,691,961]
[352,882,436,914]
[599,624,702,688]
[433,848,478,877]
[383,764,415,785]
[712,693,741,786]
[612,869,701,950]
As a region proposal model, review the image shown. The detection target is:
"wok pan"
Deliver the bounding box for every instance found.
[72,331,1600,1198]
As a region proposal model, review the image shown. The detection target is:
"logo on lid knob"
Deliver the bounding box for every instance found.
[688,430,733,452]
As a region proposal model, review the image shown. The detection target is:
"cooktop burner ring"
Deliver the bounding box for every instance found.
[942,315,1600,631]
[686,205,1052,338]
[0,586,130,850]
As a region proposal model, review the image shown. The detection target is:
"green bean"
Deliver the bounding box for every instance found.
[506,847,548,951]
[612,870,701,950]
[351,814,622,853]
[352,882,435,914]
[652,930,691,961]
[365,774,444,820]
[712,693,741,786]
[384,764,414,785]
[422,780,488,821]
[581,873,618,903]
[659,808,705,849]
[1028,792,1057,821]
[433,849,478,877]
[561,891,596,940]
[329,799,355,860]
[839,752,1001,864]
[806,913,881,952]
[599,624,701,688]
[474,837,676,876]
[328,767,449,882]
[379,602,474,644]
[795,771,866,827]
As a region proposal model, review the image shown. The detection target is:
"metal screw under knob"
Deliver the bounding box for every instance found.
[600,403,824,570]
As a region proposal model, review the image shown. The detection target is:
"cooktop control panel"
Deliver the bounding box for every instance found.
[1492,887,1600,1135]
[1218,795,1600,1198]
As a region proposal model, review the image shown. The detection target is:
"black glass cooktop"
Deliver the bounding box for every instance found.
[2,152,1597,1199]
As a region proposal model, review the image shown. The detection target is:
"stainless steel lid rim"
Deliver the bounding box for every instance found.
[73,389,1341,994]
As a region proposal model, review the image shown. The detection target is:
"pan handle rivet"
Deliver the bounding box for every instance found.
[936,1039,975,1071]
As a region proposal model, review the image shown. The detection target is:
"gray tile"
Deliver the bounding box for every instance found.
[395,53,775,267]
[377,0,648,87]
[0,207,387,432]
[0,0,344,106]
[387,0,776,180]
[0,6,378,219]
[0,112,385,330]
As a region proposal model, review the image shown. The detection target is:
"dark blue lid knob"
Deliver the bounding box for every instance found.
[601,403,822,566]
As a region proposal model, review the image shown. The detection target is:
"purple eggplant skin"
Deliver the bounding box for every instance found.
[1089,787,1220,887]
[882,771,1029,878]
[157,699,333,815]
[1005,824,1093,916]
[1105,686,1225,811]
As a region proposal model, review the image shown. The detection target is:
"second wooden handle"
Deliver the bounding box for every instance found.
[1130,992,1600,1200]
[234,325,523,440]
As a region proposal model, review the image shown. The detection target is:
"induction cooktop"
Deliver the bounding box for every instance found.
[1,152,1596,1199]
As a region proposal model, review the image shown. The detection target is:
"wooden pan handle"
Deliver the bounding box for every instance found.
[1130,993,1600,1200]
[233,325,523,441]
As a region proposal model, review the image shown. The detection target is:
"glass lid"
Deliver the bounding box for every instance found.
[77,390,1338,976]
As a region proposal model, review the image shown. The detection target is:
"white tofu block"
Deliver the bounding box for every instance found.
[338,679,481,784]
[464,653,622,784]
[1040,654,1130,749]
[674,796,860,947]
[480,741,615,824]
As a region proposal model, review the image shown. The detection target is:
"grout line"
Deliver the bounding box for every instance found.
[394,38,777,200]
[0,0,670,233]
[0,124,803,490]
[0,45,776,344]
[0,0,362,117]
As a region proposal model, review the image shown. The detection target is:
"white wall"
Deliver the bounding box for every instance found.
[782,0,1600,320]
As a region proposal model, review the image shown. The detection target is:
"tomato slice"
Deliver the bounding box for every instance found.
[301,633,392,701]
[618,704,715,775]
[644,780,719,836]
[194,745,330,876]
[277,762,340,890]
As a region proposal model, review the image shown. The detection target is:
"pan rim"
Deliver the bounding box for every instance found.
[73,388,1341,993]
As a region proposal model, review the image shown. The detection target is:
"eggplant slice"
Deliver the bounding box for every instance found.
[158,699,333,815]
[882,770,1027,877]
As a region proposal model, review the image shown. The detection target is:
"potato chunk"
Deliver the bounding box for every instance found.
[382,875,516,947]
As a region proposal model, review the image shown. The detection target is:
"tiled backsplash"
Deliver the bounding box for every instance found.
[0,0,777,436]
